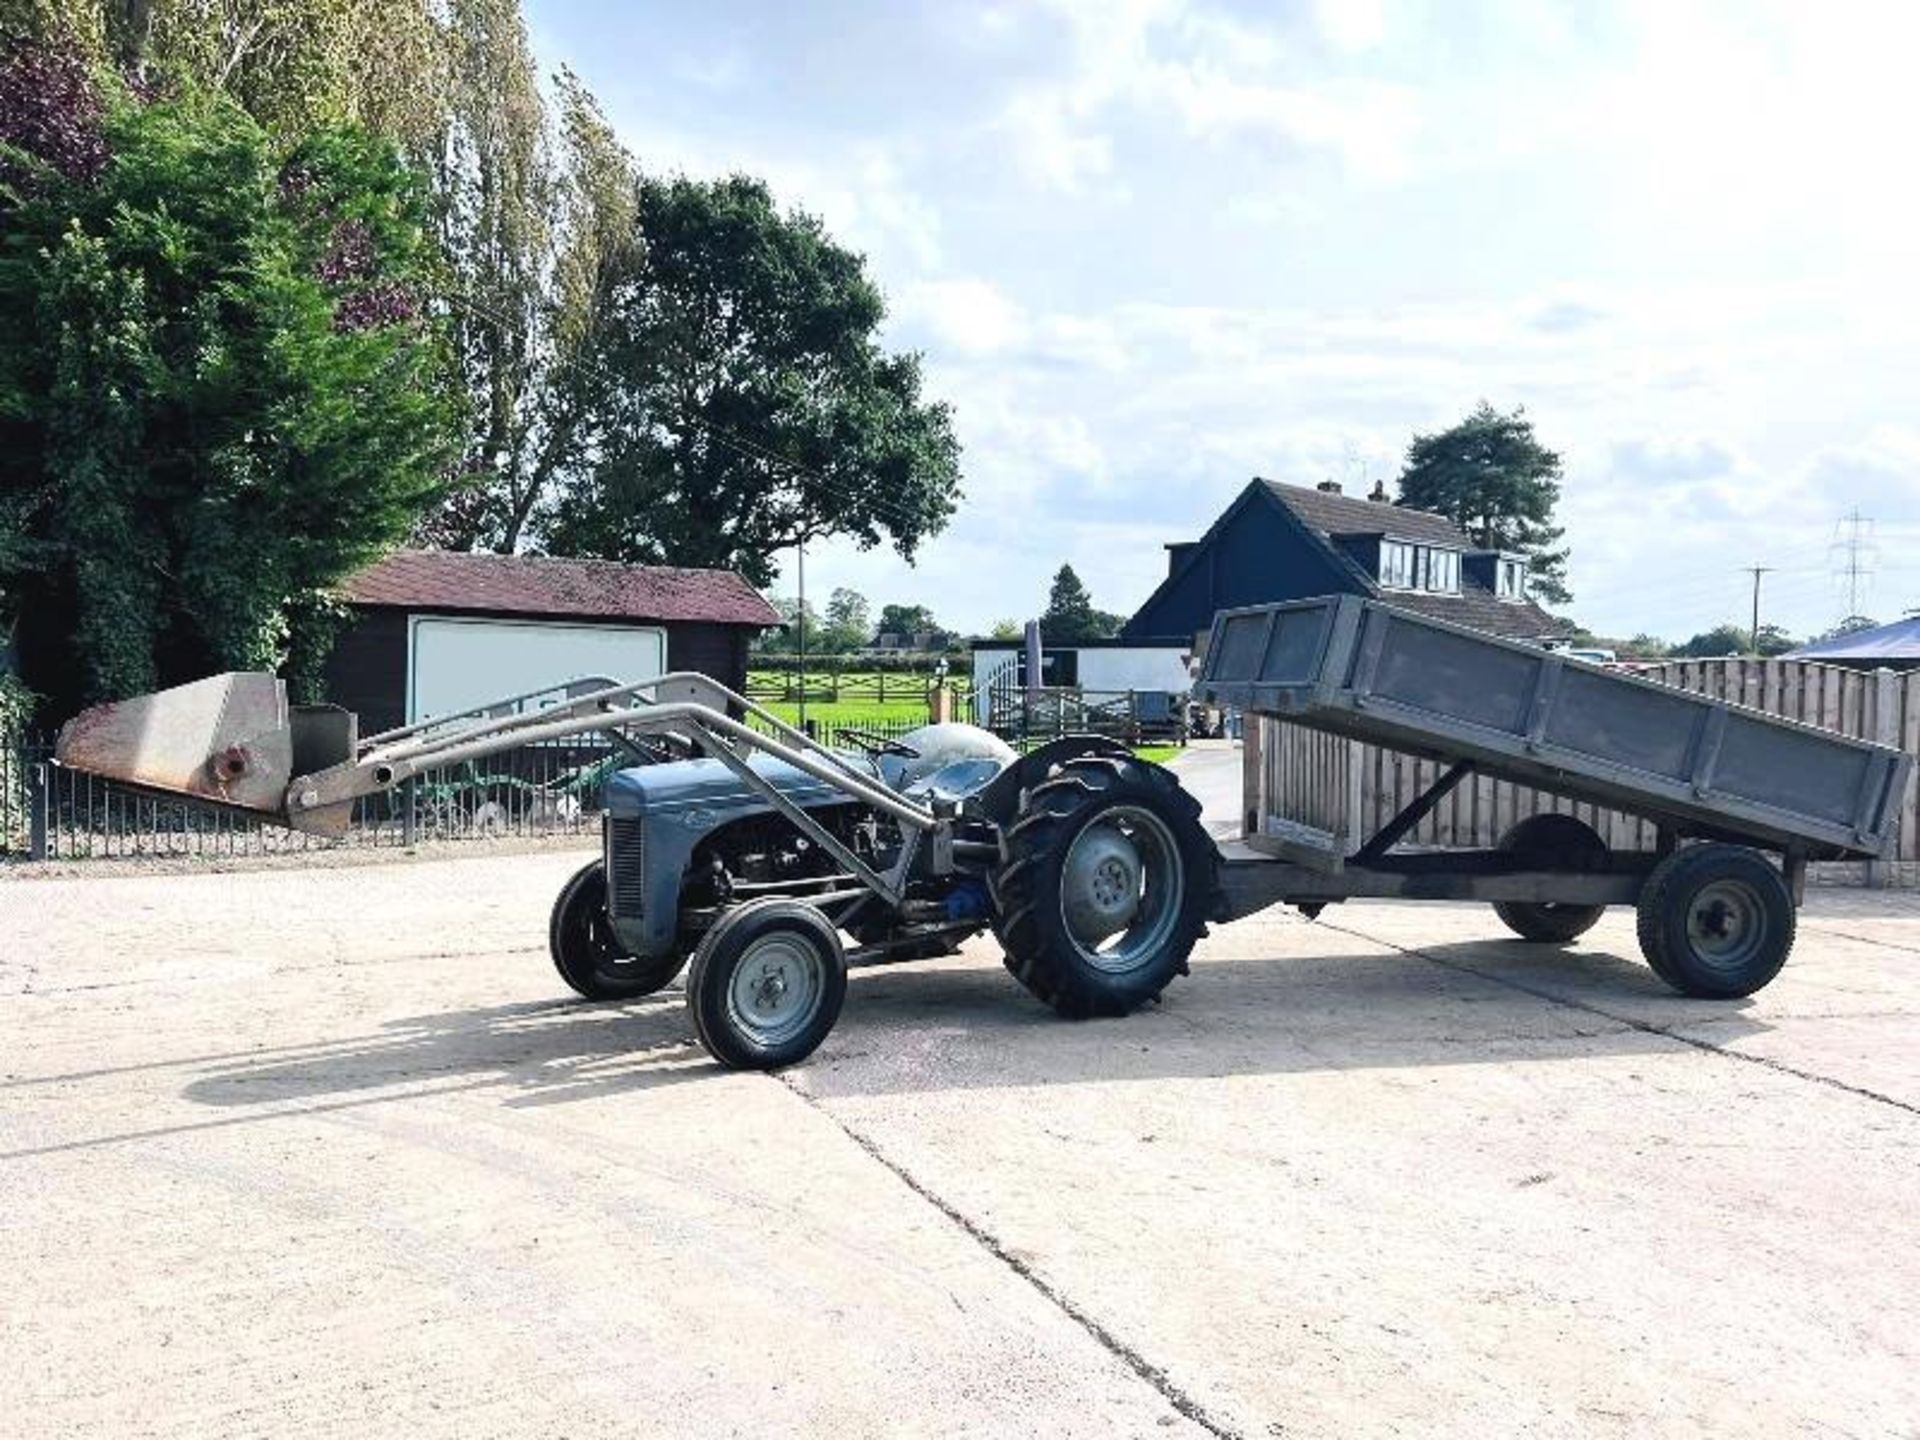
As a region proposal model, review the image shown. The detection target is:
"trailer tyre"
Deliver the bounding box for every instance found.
[687,899,847,1070]
[991,755,1216,1018]
[1492,814,1609,943]
[549,862,687,1001]
[1636,843,1795,998]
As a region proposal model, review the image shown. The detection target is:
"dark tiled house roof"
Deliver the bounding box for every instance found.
[1260,478,1467,547]
[1261,479,1566,637]
[343,549,779,627]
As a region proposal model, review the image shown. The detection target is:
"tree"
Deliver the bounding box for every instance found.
[1671,623,1796,658]
[1397,401,1571,604]
[988,619,1022,640]
[415,8,639,554]
[819,587,870,653]
[1040,564,1122,642]
[1813,615,1878,643]
[7,0,450,152]
[751,594,817,653]
[537,174,963,586]
[0,44,457,713]
[877,603,938,640]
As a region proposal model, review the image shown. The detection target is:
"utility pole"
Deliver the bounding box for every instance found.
[1744,565,1772,655]
[796,536,808,732]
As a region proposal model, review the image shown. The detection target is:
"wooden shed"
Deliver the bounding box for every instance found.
[323,549,777,733]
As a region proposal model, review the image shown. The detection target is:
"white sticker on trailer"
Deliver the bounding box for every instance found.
[407,616,667,722]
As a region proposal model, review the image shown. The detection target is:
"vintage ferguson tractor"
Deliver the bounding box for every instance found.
[56,668,1218,1068]
[56,597,1911,1070]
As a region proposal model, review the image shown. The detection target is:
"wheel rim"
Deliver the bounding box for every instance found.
[1058,805,1185,975]
[725,931,827,1046]
[1685,878,1766,973]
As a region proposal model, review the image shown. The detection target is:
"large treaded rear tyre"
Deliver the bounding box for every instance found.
[1492,813,1609,943]
[1636,843,1795,998]
[549,861,687,1001]
[990,755,1216,1018]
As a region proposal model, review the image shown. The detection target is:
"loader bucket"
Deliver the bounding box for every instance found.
[54,673,357,833]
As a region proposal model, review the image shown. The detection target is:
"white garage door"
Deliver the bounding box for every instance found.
[408,616,667,723]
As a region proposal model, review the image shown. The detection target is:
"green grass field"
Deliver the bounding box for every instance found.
[757,700,933,729]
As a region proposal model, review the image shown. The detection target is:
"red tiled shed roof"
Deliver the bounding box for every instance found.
[342,549,779,627]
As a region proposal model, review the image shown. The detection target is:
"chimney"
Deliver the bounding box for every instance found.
[1369,478,1389,502]
[1316,479,1342,495]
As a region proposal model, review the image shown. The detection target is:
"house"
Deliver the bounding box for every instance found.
[323,549,778,732]
[1123,477,1565,647]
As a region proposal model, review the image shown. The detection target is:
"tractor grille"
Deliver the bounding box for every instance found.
[605,816,647,918]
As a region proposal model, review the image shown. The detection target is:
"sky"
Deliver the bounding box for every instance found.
[524,0,1920,644]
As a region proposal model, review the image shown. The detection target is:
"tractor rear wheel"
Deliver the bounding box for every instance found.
[549,861,687,1001]
[1492,813,1610,943]
[991,755,1216,1018]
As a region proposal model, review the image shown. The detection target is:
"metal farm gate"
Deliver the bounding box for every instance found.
[1247,658,1920,886]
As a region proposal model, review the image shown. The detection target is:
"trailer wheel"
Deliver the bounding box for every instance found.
[1492,813,1609,943]
[1636,844,1795,998]
[991,755,1215,1018]
[687,899,847,1070]
[549,861,687,1001]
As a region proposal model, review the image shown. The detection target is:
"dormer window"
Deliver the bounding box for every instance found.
[1379,541,1460,593]
[1497,559,1528,600]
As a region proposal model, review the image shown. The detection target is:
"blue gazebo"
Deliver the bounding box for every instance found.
[1787,615,1920,669]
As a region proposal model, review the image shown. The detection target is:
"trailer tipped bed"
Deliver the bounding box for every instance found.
[1198,596,1910,996]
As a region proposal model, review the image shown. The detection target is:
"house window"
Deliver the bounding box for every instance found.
[1422,548,1460,594]
[1380,541,1415,589]
[1498,560,1527,599]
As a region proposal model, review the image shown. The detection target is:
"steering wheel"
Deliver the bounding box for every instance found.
[838,729,920,759]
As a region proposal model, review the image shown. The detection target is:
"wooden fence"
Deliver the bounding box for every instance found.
[744,666,972,711]
[1247,658,1920,885]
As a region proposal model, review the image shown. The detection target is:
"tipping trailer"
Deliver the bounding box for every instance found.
[1197,596,1909,993]
[52,598,1909,1069]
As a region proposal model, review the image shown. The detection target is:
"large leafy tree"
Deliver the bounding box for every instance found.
[0,41,457,713]
[1397,401,1571,604]
[539,175,962,586]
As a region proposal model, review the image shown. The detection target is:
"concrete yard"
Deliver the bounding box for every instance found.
[3,844,1918,1438]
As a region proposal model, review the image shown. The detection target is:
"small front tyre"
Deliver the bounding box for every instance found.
[1636,843,1795,998]
[549,862,687,1001]
[687,899,848,1070]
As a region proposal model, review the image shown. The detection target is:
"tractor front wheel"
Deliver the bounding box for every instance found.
[549,861,687,1001]
[991,755,1216,1018]
[687,899,848,1070]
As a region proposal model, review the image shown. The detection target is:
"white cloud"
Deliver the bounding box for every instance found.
[1312,0,1388,54]
[897,279,1030,356]
[531,0,1920,643]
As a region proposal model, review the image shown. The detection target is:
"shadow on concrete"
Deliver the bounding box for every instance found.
[175,938,1768,1111]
